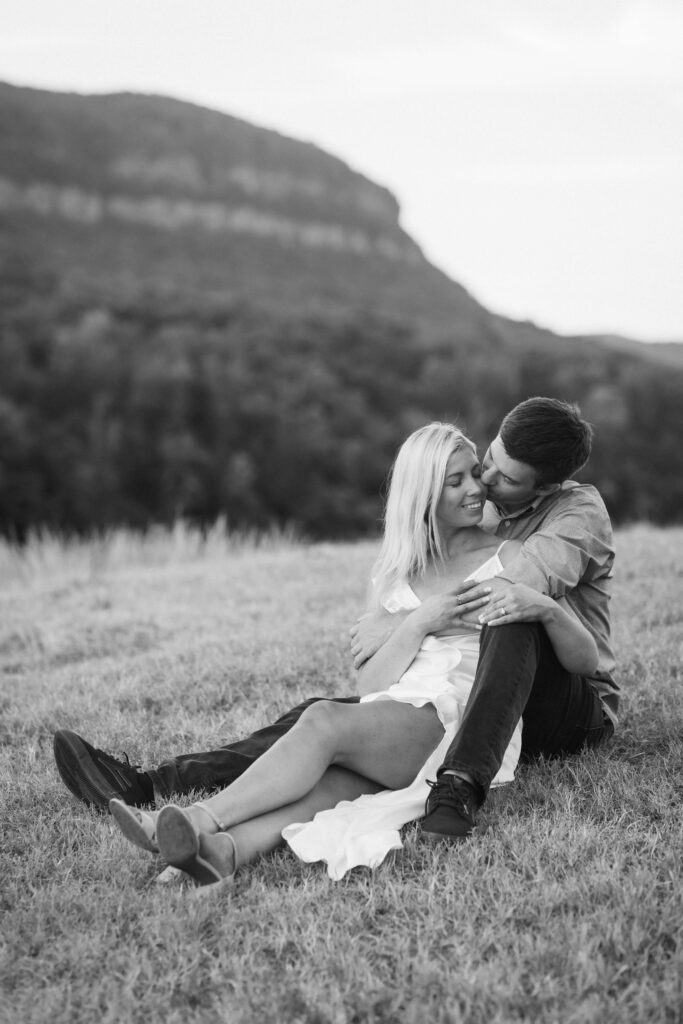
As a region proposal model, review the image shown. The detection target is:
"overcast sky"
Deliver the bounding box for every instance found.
[2,0,682,342]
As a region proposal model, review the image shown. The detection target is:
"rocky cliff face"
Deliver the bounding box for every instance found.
[0,175,421,263]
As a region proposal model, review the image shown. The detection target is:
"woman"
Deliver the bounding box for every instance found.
[111,423,598,884]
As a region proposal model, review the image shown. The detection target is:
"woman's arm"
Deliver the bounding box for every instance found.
[479,583,599,676]
[356,590,477,697]
[350,608,408,670]
[356,610,429,696]
[351,580,492,666]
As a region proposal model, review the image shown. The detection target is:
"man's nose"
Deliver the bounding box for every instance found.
[481,466,496,485]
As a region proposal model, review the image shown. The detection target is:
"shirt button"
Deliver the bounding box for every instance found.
[504,520,510,527]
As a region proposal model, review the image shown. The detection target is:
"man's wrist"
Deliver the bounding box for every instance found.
[539,601,558,626]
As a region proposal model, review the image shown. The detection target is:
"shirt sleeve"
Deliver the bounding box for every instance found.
[497,490,614,597]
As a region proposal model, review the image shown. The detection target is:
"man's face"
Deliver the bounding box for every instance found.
[480,435,542,510]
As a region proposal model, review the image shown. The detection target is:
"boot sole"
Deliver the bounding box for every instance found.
[421,827,473,844]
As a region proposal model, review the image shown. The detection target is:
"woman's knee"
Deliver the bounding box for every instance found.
[297,700,346,744]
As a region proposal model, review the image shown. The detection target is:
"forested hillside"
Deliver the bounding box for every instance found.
[1,82,682,538]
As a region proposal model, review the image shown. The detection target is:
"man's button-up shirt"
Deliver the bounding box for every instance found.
[481,482,618,723]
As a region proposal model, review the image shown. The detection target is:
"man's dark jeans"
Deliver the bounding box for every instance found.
[438,622,613,805]
[148,623,612,802]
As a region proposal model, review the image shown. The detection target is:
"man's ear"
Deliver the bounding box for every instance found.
[535,482,562,498]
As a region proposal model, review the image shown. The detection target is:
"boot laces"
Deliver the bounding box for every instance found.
[425,777,475,820]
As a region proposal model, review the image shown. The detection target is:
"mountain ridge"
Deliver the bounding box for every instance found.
[4,79,680,364]
[1,80,498,339]
[2,81,679,366]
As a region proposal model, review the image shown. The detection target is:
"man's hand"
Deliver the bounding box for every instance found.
[477,582,553,626]
[350,609,402,669]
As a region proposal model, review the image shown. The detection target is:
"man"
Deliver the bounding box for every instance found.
[54,398,617,840]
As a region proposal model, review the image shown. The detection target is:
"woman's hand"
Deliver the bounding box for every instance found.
[350,609,405,669]
[416,587,489,635]
[477,582,554,626]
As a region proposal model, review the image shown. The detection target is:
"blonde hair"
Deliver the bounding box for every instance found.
[370,422,475,608]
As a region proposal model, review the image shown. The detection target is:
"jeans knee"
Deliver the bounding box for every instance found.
[480,620,542,654]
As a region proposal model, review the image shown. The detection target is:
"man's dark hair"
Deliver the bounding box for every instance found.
[500,397,593,485]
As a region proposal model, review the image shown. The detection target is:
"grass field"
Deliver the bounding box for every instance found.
[1,524,682,1023]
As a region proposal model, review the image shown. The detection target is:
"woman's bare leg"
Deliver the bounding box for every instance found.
[196,699,444,832]
[199,766,383,876]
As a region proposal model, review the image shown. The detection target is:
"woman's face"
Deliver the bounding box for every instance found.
[434,446,486,530]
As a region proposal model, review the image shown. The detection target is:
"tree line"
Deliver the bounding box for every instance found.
[2,263,682,541]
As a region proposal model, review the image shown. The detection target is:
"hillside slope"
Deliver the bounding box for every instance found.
[0,81,496,340]
[1,81,682,536]
[4,80,680,367]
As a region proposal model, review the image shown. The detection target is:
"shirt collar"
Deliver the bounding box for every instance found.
[491,492,546,521]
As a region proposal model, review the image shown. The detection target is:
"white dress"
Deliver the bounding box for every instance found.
[282,544,522,879]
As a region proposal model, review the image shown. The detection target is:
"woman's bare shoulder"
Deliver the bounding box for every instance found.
[498,538,523,565]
